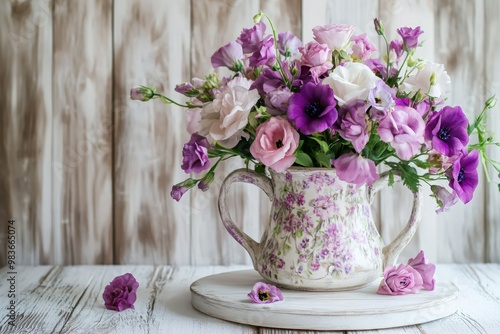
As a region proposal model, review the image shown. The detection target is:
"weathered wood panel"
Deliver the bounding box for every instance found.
[113,0,191,264]
[0,0,53,265]
[433,0,486,262]
[52,0,113,264]
[484,0,500,263]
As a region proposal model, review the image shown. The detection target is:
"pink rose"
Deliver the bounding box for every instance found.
[332,153,378,187]
[313,24,355,51]
[350,34,377,61]
[299,41,333,77]
[250,117,299,172]
[377,264,424,295]
[407,250,436,290]
[377,105,425,160]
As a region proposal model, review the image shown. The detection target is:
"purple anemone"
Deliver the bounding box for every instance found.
[425,106,469,157]
[446,149,479,204]
[287,82,337,135]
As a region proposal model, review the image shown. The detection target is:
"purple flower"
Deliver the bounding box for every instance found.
[407,250,436,290]
[389,39,404,59]
[378,106,425,160]
[211,41,244,71]
[287,82,337,135]
[333,153,379,187]
[363,58,397,79]
[181,133,211,174]
[425,106,469,157]
[249,35,276,67]
[350,34,377,61]
[299,41,333,77]
[170,178,197,201]
[265,87,292,115]
[431,185,458,213]
[175,82,200,97]
[247,282,283,304]
[373,18,384,35]
[237,22,266,53]
[447,149,479,204]
[130,86,154,101]
[377,264,424,295]
[278,32,302,57]
[334,101,369,153]
[103,273,139,311]
[395,97,430,118]
[397,26,424,49]
[368,79,395,120]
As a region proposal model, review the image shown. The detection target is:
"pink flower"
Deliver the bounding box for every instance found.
[332,153,379,187]
[103,273,139,311]
[248,282,283,304]
[211,41,244,71]
[278,31,303,57]
[378,106,425,160]
[250,117,300,172]
[407,250,436,290]
[377,264,424,295]
[350,34,377,61]
[299,41,333,77]
[313,24,355,51]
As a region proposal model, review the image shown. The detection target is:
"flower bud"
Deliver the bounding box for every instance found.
[374,18,384,35]
[407,56,416,67]
[253,12,263,23]
[486,95,497,109]
[429,72,437,86]
[175,82,199,97]
[198,171,215,191]
[170,178,197,201]
[130,86,155,101]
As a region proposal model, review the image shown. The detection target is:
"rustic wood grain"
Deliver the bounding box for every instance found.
[113,0,191,265]
[484,0,500,263]
[52,0,113,264]
[433,0,486,262]
[0,0,53,266]
[189,0,261,265]
[377,0,440,263]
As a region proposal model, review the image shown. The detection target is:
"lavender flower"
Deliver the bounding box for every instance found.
[431,185,458,214]
[249,35,276,67]
[332,153,378,187]
[278,31,302,57]
[211,41,244,71]
[237,22,266,53]
[103,273,139,311]
[377,264,424,295]
[425,106,469,157]
[447,149,479,204]
[181,133,211,174]
[287,82,337,134]
[247,282,283,304]
[368,79,395,119]
[350,34,377,61]
[397,26,423,49]
[170,178,197,201]
[334,101,369,153]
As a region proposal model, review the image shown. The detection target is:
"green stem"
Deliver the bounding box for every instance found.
[152,93,202,109]
[262,13,290,88]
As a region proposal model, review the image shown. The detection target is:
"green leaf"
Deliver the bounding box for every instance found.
[314,151,332,167]
[296,230,303,238]
[255,163,266,175]
[399,164,420,192]
[388,171,395,187]
[309,136,329,153]
[295,152,314,167]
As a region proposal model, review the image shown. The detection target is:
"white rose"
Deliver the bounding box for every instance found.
[313,24,355,51]
[323,62,377,106]
[199,77,260,148]
[402,61,451,98]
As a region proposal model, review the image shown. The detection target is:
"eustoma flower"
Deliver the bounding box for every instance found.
[103,273,139,311]
[248,282,283,304]
[397,26,423,49]
[312,23,355,51]
[377,264,424,295]
[447,149,479,204]
[334,101,369,153]
[250,117,299,172]
[211,41,244,71]
[332,153,378,187]
[407,250,436,290]
[181,133,211,174]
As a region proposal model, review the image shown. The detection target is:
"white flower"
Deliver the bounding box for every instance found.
[312,24,355,51]
[323,62,377,106]
[402,61,451,98]
[199,77,260,148]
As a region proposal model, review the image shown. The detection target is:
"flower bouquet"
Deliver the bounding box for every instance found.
[131,12,499,213]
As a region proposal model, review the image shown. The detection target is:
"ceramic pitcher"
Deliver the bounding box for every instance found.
[218,167,422,291]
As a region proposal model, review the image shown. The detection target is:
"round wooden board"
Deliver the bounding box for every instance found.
[190,270,459,330]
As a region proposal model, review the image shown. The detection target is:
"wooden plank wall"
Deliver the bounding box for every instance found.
[0,0,499,266]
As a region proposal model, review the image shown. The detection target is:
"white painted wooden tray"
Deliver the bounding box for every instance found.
[190,270,459,330]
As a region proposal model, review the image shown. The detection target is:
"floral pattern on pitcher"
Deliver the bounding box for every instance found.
[258,169,384,286]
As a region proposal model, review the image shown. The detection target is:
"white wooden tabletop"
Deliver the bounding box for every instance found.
[0,264,499,333]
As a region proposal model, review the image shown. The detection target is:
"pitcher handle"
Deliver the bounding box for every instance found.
[218,168,274,269]
[368,171,423,268]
